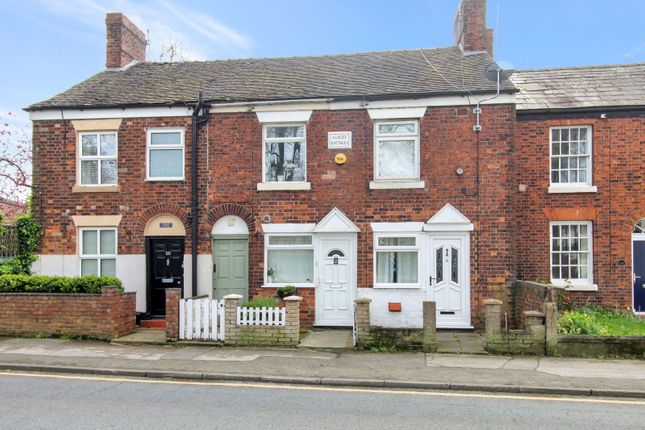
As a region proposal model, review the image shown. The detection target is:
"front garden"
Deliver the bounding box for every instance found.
[558,306,645,337]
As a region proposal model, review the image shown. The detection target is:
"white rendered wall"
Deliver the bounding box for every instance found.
[32,255,80,277]
[116,255,146,312]
[357,288,428,329]
[182,254,213,299]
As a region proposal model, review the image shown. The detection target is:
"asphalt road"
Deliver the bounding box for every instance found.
[0,372,643,430]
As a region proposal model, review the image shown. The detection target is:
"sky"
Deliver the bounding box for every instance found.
[1,0,644,130]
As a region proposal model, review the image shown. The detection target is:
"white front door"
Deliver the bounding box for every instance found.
[316,237,354,326]
[430,236,471,328]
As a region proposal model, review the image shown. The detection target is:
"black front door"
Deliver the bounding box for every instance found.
[147,237,185,316]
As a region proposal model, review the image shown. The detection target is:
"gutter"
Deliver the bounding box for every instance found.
[190,92,209,297]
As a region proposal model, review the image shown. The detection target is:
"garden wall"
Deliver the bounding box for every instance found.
[557,335,645,358]
[0,286,136,340]
[512,280,561,329]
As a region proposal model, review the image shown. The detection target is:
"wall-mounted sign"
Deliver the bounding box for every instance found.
[328,131,352,149]
[334,153,347,165]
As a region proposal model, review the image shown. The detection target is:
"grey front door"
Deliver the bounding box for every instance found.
[212,239,248,301]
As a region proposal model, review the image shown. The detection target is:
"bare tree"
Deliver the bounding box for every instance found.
[0,111,31,203]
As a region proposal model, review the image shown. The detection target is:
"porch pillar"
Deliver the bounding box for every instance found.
[165,288,181,341]
[483,298,503,340]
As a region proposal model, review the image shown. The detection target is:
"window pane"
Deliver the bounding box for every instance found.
[81,134,98,156]
[266,126,304,139]
[378,123,416,134]
[100,259,116,277]
[451,247,459,283]
[435,248,443,283]
[101,160,118,184]
[81,259,98,276]
[264,141,305,182]
[267,249,313,283]
[377,140,415,177]
[151,132,181,145]
[100,133,117,156]
[149,149,183,178]
[376,251,418,283]
[82,230,97,255]
[81,160,99,184]
[378,237,415,246]
[268,236,312,245]
[100,230,116,255]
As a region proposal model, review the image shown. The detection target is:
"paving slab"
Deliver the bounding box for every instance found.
[298,330,353,349]
[436,331,487,354]
[112,329,166,345]
[537,357,645,380]
[427,353,510,369]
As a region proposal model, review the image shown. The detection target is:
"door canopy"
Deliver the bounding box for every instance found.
[423,204,474,232]
[313,207,360,233]
[144,214,186,236]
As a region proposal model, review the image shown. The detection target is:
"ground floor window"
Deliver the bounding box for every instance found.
[80,228,117,277]
[374,235,419,287]
[550,221,592,285]
[265,234,313,285]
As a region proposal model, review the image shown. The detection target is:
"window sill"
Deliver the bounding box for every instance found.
[369,180,425,190]
[261,283,315,289]
[145,178,185,182]
[551,282,598,292]
[372,284,422,289]
[72,185,120,193]
[257,182,311,191]
[548,185,597,194]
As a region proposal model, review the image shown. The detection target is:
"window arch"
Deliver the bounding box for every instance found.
[634,219,645,234]
[327,249,345,258]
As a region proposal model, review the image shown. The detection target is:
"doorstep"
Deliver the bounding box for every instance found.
[112,328,167,346]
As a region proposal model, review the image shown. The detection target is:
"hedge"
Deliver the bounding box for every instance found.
[0,275,123,294]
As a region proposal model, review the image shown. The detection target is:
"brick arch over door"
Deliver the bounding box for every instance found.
[135,203,190,239]
[206,204,255,234]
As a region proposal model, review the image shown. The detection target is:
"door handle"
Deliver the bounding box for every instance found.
[429,275,434,286]
[213,264,217,273]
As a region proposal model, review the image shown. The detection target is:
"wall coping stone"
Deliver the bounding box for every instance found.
[483,299,503,305]
[283,295,303,302]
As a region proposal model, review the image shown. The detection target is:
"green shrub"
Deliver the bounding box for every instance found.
[558,311,606,336]
[0,274,123,294]
[276,285,296,299]
[0,259,22,275]
[241,296,279,308]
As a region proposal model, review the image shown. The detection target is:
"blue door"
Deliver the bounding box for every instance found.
[633,241,645,313]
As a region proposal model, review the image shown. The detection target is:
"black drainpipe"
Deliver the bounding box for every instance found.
[190,92,209,297]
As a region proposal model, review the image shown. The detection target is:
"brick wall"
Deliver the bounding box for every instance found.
[0,286,136,339]
[515,113,645,310]
[32,103,516,326]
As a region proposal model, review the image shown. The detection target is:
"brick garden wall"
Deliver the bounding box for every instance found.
[0,286,136,340]
[515,113,645,310]
[32,103,516,326]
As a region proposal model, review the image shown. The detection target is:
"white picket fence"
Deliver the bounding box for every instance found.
[237,306,286,326]
[179,298,225,341]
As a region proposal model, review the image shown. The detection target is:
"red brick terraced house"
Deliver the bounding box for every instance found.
[25,0,645,328]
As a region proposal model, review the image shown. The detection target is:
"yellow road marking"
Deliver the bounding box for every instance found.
[0,371,643,406]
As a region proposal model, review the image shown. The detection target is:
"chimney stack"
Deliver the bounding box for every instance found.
[453,0,493,56]
[105,13,147,69]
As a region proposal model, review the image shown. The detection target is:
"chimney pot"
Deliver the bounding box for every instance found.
[105,13,147,69]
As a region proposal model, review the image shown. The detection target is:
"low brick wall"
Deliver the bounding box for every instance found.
[223,294,301,346]
[512,281,561,329]
[355,298,436,351]
[0,286,136,340]
[557,335,645,358]
[484,298,556,355]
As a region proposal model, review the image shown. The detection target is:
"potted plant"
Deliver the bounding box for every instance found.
[267,267,275,283]
[276,285,296,299]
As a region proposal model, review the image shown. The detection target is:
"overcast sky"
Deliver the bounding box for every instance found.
[1,0,644,127]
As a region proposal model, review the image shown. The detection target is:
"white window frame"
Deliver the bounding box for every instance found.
[260,123,308,188]
[77,131,118,186]
[373,232,421,288]
[146,128,185,181]
[548,125,596,193]
[549,221,596,290]
[372,119,421,183]
[79,227,117,277]
[264,233,315,288]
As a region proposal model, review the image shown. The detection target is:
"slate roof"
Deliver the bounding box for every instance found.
[512,63,645,111]
[27,46,514,110]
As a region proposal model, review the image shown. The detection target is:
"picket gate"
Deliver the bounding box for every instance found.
[179,298,225,341]
[237,306,286,326]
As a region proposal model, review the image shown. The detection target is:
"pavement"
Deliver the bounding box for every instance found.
[0,336,644,398]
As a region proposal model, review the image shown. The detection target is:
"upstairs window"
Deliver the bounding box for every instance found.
[374,120,420,181]
[147,129,185,180]
[79,132,117,185]
[263,124,306,183]
[550,126,592,186]
[80,228,117,277]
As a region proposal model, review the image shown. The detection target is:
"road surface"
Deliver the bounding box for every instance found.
[0,372,643,429]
